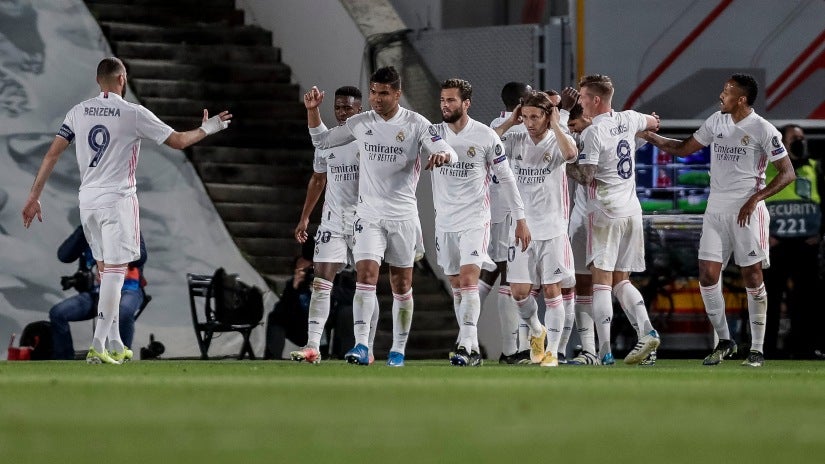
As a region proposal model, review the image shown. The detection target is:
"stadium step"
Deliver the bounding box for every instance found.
[191,147,314,165]
[140,98,305,119]
[124,59,291,83]
[87,3,244,26]
[99,21,271,46]
[129,79,298,101]
[114,43,282,66]
[204,184,308,204]
[197,163,312,186]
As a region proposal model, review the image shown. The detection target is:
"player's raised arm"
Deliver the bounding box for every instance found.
[304,86,325,129]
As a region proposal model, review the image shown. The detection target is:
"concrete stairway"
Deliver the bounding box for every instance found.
[83,0,457,360]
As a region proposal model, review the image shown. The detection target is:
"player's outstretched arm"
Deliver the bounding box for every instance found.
[639,132,703,157]
[164,109,232,150]
[22,136,70,228]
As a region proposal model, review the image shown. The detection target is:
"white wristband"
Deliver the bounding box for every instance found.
[200,115,230,135]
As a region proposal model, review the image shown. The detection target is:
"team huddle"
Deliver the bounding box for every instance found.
[24,58,793,367]
[293,66,796,368]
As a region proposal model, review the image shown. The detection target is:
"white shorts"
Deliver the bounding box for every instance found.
[80,195,140,264]
[435,225,494,276]
[699,204,770,269]
[586,210,645,273]
[352,216,422,267]
[507,234,575,287]
[568,208,590,275]
[487,214,512,263]
[313,226,354,265]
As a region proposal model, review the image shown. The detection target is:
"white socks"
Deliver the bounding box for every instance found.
[558,292,575,355]
[544,295,564,355]
[747,283,768,353]
[353,283,377,347]
[592,284,613,357]
[700,278,730,341]
[390,289,414,354]
[93,266,126,353]
[614,280,653,335]
[514,295,543,336]
[498,285,520,355]
[306,277,334,349]
[575,294,596,354]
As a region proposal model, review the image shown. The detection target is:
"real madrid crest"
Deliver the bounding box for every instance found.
[396,131,405,142]
[740,135,750,146]
[543,152,551,163]
[467,146,476,157]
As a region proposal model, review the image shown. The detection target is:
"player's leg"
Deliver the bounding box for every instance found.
[346,218,385,365]
[698,212,737,365]
[735,204,770,367]
[383,218,421,367]
[558,288,575,363]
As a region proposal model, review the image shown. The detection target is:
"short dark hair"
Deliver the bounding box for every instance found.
[544,89,560,97]
[568,103,584,121]
[335,86,362,100]
[370,66,401,90]
[441,78,472,101]
[96,57,125,79]
[501,81,531,110]
[579,74,614,100]
[729,73,758,106]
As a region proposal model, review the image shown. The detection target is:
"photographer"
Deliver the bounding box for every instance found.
[49,226,147,360]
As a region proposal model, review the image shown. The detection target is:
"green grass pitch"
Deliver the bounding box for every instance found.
[2,359,824,463]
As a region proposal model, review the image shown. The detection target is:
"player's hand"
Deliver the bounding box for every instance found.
[426,151,450,170]
[21,198,42,228]
[295,220,309,243]
[514,218,531,252]
[548,105,560,126]
[303,86,324,110]
[560,87,579,111]
[510,104,523,125]
[200,110,232,135]
[737,197,758,227]
[650,112,661,132]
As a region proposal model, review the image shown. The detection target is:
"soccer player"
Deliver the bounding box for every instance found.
[431,78,530,367]
[639,73,796,367]
[493,91,579,367]
[304,66,457,367]
[21,57,231,364]
[565,101,658,366]
[487,81,533,364]
[569,74,661,366]
[290,86,380,364]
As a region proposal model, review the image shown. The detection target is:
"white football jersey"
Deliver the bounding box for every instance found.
[310,106,456,221]
[58,92,173,209]
[431,118,525,232]
[693,110,787,213]
[313,140,360,233]
[489,111,529,222]
[579,110,648,218]
[504,130,576,240]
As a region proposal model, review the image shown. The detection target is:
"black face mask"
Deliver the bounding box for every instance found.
[790,139,808,161]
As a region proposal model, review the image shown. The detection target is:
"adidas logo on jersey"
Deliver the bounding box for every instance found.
[553,268,562,275]
[636,300,645,306]
[717,133,723,138]
[470,250,479,256]
[748,250,757,257]
[328,153,335,159]
[365,130,373,136]
[516,154,523,160]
